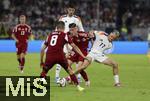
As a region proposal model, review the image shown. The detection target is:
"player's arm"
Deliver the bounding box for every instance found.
[28,26,33,40]
[40,36,48,67]
[11,34,19,43]
[70,43,85,58]
[40,44,47,67]
[77,17,84,31]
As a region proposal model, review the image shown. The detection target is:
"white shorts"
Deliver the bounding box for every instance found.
[87,51,108,63]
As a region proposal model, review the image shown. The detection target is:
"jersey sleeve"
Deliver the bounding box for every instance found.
[65,34,73,44]
[12,26,17,35]
[76,17,84,31]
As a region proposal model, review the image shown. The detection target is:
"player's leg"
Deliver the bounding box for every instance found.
[65,59,73,82]
[55,64,62,83]
[76,63,82,82]
[20,53,26,72]
[38,63,55,92]
[100,58,120,87]
[74,57,92,74]
[59,59,84,91]
[78,61,90,86]
[17,55,21,65]
[16,44,21,68]
[19,44,28,72]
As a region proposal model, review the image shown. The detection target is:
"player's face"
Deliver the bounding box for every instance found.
[108,33,118,41]
[67,8,75,16]
[69,27,78,36]
[89,30,95,38]
[19,16,26,24]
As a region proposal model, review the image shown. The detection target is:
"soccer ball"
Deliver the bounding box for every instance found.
[59,78,66,87]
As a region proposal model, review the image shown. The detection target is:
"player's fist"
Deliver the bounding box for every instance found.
[65,53,71,58]
[40,62,45,68]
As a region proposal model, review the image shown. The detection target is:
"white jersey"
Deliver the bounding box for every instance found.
[91,31,112,54]
[59,15,84,33]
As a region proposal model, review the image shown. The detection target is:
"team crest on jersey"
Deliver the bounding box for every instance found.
[25,28,28,31]
[18,28,21,30]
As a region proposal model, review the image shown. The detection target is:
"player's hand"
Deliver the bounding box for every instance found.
[40,62,45,68]
[16,40,19,43]
[65,53,71,59]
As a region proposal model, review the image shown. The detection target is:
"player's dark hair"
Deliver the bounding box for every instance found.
[56,21,65,29]
[69,23,76,28]
[67,4,75,8]
[112,30,120,37]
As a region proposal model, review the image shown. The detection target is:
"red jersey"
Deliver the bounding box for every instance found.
[71,31,89,52]
[12,24,31,43]
[44,31,73,54]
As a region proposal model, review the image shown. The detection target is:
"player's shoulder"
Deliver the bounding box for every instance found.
[24,24,31,29]
[51,31,65,35]
[59,15,67,19]
[73,15,81,20]
[14,24,21,28]
[95,31,108,36]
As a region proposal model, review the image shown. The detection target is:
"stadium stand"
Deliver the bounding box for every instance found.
[0,0,149,40]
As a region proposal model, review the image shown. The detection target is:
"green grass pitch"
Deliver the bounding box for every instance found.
[0,53,150,101]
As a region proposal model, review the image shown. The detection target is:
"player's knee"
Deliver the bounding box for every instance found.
[112,62,118,68]
[81,65,87,70]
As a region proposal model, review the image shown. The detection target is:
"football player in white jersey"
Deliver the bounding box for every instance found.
[55,4,84,83]
[73,30,121,87]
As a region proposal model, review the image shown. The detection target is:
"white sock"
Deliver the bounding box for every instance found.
[114,75,119,84]
[76,63,81,80]
[55,64,61,78]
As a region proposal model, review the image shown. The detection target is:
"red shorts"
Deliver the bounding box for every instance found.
[68,51,87,63]
[16,42,28,55]
[44,53,68,70]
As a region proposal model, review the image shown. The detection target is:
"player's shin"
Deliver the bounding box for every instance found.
[112,63,120,86]
[17,58,21,64]
[55,64,62,82]
[80,70,89,82]
[76,63,82,82]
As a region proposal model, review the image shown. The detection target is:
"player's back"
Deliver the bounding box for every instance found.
[45,31,69,55]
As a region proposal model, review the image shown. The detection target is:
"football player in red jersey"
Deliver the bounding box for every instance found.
[12,15,32,73]
[65,23,91,86]
[40,21,85,91]
[55,4,84,83]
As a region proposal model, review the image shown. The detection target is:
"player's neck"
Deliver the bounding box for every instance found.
[57,29,64,32]
[67,14,73,17]
[20,23,26,25]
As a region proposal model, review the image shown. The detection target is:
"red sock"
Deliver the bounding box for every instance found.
[80,70,89,81]
[40,71,47,78]
[21,57,25,67]
[70,74,79,85]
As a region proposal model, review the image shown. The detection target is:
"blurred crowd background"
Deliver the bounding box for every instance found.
[0,0,150,41]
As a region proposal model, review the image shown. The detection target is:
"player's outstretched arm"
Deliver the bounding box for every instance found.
[11,34,19,43]
[40,44,47,67]
[70,43,85,58]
